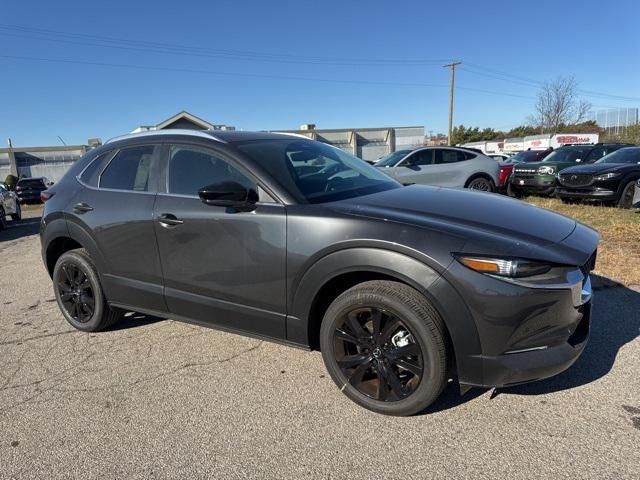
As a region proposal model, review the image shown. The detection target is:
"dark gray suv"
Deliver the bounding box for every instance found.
[40,130,598,416]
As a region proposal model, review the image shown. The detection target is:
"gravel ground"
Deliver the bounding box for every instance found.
[1,209,639,479]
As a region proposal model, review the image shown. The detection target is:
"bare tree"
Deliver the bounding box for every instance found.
[530,76,592,133]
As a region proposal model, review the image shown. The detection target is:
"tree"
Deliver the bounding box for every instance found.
[529,76,592,134]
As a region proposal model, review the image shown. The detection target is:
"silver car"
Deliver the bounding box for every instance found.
[375,147,500,191]
[0,183,22,229]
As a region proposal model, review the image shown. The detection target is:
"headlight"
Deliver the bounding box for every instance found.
[537,166,555,175]
[593,172,621,181]
[456,256,552,278]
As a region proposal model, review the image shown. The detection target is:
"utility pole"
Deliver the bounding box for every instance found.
[443,61,461,145]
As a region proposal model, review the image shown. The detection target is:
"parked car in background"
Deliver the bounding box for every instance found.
[497,149,553,193]
[555,147,640,208]
[375,146,500,191]
[0,183,22,229]
[40,129,599,416]
[15,177,52,204]
[510,144,633,197]
[633,178,640,208]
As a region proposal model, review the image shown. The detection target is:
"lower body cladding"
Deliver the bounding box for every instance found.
[510,175,556,195]
[439,260,593,390]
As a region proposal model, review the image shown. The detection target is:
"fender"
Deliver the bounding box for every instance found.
[287,247,483,385]
[40,213,70,273]
[63,215,110,287]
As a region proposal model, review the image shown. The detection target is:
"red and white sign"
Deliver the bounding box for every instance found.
[551,133,599,148]
[523,136,551,150]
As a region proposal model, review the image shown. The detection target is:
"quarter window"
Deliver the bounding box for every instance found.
[80,151,112,187]
[100,146,155,191]
[168,145,256,196]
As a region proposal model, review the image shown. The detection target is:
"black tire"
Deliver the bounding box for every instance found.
[53,248,122,332]
[0,207,6,231]
[10,202,21,221]
[617,180,636,209]
[320,280,448,416]
[466,176,495,192]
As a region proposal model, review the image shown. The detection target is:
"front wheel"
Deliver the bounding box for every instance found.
[617,180,636,209]
[466,176,495,192]
[320,280,448,416]
[53,248,123,332]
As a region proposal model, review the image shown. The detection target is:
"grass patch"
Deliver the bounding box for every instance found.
[525,197,640,286]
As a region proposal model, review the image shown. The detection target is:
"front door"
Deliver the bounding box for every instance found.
[153,144,287,340]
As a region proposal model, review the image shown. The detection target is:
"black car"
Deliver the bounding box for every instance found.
[40,130,598,416]
[556,147,640,208]
[510,143,632,197]
[15,176,51,204]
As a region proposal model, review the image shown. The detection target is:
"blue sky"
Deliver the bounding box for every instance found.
[1,0,639,146]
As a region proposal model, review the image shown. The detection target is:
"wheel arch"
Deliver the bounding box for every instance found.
[464,172,496,189]
[287,248,484,385]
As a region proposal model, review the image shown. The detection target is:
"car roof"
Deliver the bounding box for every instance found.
[105,129,307,145]
[17,176,46,181]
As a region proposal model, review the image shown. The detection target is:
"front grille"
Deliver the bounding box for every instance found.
[512,172,535,179]
[559,173,593,188]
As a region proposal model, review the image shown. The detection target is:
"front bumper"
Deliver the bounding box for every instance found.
[510,174,556,194]
[555,187,617,201]
[445,252,595,390]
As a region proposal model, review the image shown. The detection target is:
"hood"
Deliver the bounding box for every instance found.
[333,185,576,246]
[560,163,639,175]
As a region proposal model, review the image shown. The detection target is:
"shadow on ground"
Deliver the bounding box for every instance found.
[106,312,166,331]
[0,216,42,242]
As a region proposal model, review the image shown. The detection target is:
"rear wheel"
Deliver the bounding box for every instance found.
[320,280,448,416]
[466,176,495,192]
[53,248,122,332]
[10,202,21,221]
[617,180,636,209]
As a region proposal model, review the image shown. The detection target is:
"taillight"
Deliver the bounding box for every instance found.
[40,191,55,202]
[15,186,22,192]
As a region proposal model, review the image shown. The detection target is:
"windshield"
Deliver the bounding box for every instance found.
[596,147,640,164]
[542,147,591,163]
[374,150,412,167]
[235,139,400,204]
[504,151,541,164]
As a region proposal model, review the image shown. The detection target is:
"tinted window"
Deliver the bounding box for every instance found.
[169,145,255,196]
[585,147,606,162]
[17,178,46,188]
[100,146,155,191]
[235,139,399,204]
[596,147,640,164]
[80,151,112,187]
[435,149,470,164]
[404,150,433,166]
[542,147,591,163]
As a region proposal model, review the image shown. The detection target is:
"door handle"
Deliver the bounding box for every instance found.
[157,213,184,227]
[73,202,94,213]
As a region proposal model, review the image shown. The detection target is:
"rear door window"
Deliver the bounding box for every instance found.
[435,149,466,164]
[99,146,156,192]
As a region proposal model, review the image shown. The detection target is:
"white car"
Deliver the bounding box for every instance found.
[0,183,22,229]
[375,147,501,191]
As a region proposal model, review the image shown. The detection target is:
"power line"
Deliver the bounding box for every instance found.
[0,23,449,66]
[0,54,536,100]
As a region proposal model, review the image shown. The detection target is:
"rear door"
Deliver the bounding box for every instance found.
[67,144,166,312]
[152,143,287,339]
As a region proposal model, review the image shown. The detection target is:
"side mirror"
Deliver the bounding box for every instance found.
[198,181,258,211]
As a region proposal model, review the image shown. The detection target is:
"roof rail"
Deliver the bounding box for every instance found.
[105,129,226,145]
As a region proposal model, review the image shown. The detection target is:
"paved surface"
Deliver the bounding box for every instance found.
[1,209,639,479]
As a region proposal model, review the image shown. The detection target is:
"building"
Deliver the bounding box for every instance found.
[0,143,90,183]
[461,133,600,154]
[132,111,235,133]
[277,125,425,162]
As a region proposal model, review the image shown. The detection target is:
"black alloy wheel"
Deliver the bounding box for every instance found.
[57,262,95,323]
[320,280,448,416]
[467,177,494,192]
[333,306,423,402]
